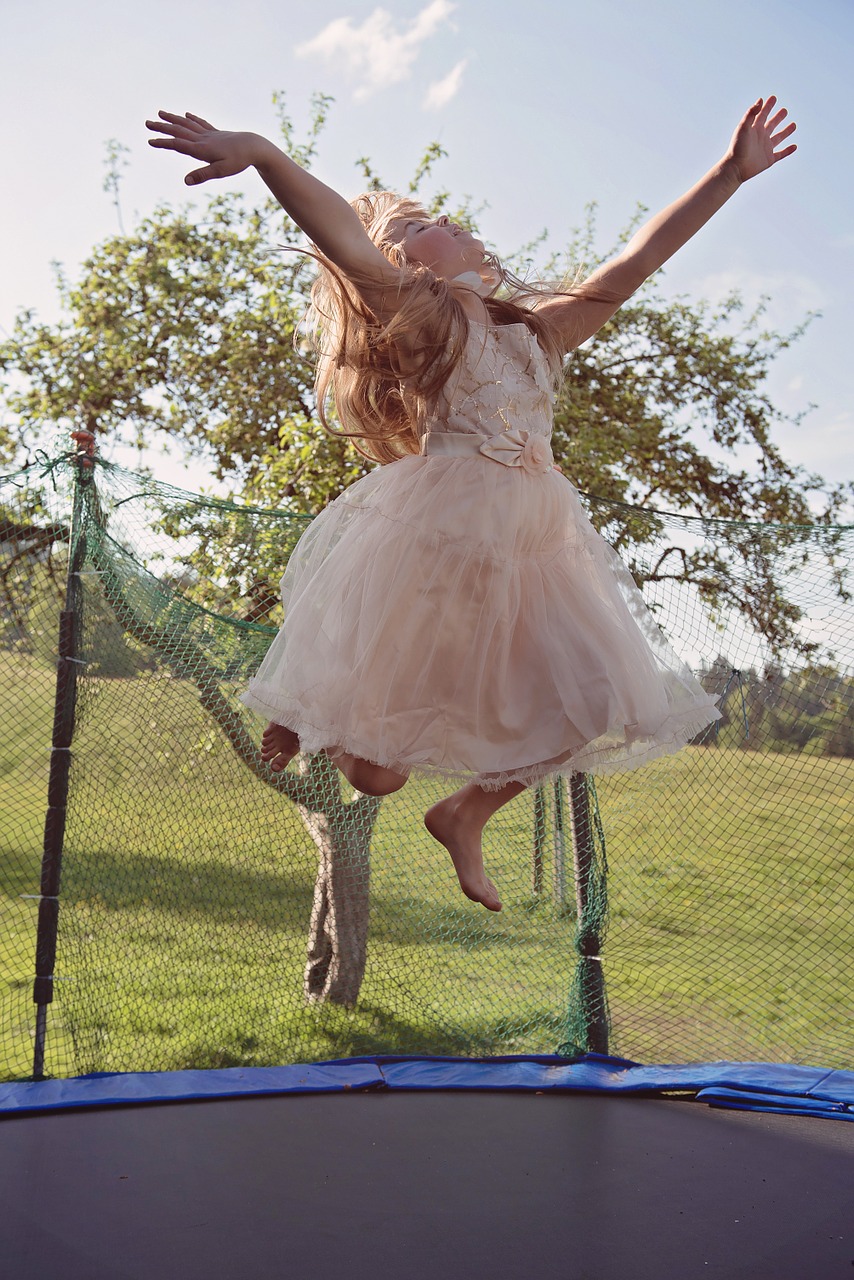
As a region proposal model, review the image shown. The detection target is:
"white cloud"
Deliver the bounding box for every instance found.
[297,1,456,102]
[691,269,826,317]
[423,57,468,110]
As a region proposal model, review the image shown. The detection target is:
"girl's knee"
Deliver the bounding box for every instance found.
[346,758,408,796]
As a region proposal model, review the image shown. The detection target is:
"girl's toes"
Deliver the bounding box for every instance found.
[260,724,300,769]
[482,880,502,912]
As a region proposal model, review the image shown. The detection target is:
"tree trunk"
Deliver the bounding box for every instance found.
[87,506,382,1007]
[301,802,373,1006]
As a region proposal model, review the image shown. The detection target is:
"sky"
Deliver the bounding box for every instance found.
[3,0,853,509]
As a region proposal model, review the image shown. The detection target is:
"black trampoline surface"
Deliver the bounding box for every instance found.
[2,1092,852,1280]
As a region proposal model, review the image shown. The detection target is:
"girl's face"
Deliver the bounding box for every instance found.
[393,215,485,279]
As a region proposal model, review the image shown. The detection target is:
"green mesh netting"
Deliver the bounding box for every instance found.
[2,449,852,1082]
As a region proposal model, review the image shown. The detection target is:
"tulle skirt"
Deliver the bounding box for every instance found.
[240,453,720,790]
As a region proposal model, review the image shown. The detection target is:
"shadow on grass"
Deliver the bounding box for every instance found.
[163,1002,569,1071]
[0,850,43,899]
[367,888,576,951]
[59,844,317,932]
[55,842,574,954]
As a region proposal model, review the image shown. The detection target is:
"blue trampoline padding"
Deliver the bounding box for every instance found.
[0,1060,385,1116]
[1,1054,852,1119]
[697,1086,854,1122]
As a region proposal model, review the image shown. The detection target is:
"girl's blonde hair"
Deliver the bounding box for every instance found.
[308,192,576,466]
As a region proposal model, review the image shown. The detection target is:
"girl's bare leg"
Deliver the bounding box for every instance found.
[261,725,407,796]
[424,780,526,912]
[333,750,409,797]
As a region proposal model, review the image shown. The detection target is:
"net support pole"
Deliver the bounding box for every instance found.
[532,786,546,895]
[569,773,609,1055]
[553,778,567,906]
[31,435,93,1079]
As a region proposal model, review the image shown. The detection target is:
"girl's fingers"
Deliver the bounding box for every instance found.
[757,95,777,124]
[770,122,797,145]
[185,163,222,186]
[736,100,761,129]
[146,118,193,140]
[157,108,192,125]
[147,136,205,159]
[186,111,216,131]
[146,133,194,151]
[151,110,208,136]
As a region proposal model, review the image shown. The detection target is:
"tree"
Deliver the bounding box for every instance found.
[3,106,847,502]
[4,101,851,655]
[3,96,852,1008]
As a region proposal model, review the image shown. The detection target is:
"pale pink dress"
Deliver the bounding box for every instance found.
[240,319,720,789]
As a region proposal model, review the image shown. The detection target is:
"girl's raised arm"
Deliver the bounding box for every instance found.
[534,97,797,352]
[146,111,401,295]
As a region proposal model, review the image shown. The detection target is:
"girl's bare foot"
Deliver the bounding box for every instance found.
[424,796,503,912]
[260,721,300,772]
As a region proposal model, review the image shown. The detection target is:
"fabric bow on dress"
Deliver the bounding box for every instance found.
[479,428,554,474]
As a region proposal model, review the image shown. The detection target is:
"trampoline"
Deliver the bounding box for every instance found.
[3,451,853,1277]
[2,1058,854,1280]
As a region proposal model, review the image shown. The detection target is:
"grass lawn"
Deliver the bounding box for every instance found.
[3,655,852,1080]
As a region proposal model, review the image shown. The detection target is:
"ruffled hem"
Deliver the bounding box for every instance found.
[239,684,721,792]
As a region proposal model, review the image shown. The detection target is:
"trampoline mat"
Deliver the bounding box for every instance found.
[1,1092,852,1279]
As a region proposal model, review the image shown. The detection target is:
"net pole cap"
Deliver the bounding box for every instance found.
[70,430,97,469]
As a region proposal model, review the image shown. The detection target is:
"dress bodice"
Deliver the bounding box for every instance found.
[420,321,556,443]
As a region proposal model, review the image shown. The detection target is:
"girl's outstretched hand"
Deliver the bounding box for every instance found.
[726,96,797,183]
[146,111,259,185]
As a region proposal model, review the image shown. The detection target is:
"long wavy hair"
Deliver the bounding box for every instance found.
[307,192,587,466]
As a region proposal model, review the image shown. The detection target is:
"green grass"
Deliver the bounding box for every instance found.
[3,654,853,1081]
[598,746,854,1065]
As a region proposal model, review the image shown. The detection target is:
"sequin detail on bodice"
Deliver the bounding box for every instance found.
[419,321,555,443]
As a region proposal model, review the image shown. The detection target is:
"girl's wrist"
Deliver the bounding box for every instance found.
[718,154,747,189]
[249,134,281,171]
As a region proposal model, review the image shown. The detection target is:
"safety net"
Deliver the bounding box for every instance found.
[2,445,852,1082]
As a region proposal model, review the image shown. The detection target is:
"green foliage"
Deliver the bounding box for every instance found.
[0,498,157,678]
[697,655,854,757]
[1,95,852,654]
[0,484,67,662]
[102,138,131,234]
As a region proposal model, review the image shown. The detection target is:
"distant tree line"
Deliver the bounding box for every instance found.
[696,655,854,758]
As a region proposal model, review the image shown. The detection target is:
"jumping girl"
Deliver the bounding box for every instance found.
[147,97,796,913]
